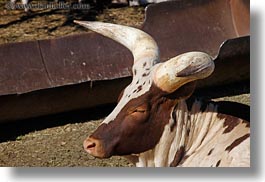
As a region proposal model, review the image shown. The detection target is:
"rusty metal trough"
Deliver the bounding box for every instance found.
[0,0,250,123]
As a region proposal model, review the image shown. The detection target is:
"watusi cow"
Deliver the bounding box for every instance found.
[74,21,250,167]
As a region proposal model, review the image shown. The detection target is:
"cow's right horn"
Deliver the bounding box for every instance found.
[153,52,215,93]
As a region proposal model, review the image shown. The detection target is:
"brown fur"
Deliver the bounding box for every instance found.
[225,133,250,152]
[170,146,185,167]
[89,83,196,157]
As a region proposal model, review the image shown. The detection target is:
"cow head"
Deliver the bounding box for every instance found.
[74,21,215,158]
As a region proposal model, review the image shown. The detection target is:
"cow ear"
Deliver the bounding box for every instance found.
[165,82,196,100]
[153,52,214,94]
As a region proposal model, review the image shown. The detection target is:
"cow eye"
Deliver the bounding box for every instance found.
[133,108,146,113]
[128,106,147,114]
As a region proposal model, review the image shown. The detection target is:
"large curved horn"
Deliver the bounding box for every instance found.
[74,21,160,75]
[153,52,215,93]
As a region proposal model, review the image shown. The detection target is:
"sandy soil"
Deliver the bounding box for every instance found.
[0,0,144,44]
[0,119,134,167]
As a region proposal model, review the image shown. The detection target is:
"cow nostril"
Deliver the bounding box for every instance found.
[84,139,96,152]
[83,138,108,158]
[86,142,96,149]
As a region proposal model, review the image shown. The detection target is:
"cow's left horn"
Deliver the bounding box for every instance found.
[153,52,215,93]
[74,21,160,73]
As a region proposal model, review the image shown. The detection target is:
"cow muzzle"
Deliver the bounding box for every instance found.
[83,137,109,158]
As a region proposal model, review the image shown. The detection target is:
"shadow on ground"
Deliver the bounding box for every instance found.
[0,103,115,142]
[0,81,249,143]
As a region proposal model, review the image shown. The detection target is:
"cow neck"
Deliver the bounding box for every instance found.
[131,100,213,167]
[131,100,188,167]
[128,99,218,167]
[129,99,249,167]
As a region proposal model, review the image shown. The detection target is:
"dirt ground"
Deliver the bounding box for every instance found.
[0,1,250,167]
[0,119,134,167]
[0,0,144,44]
